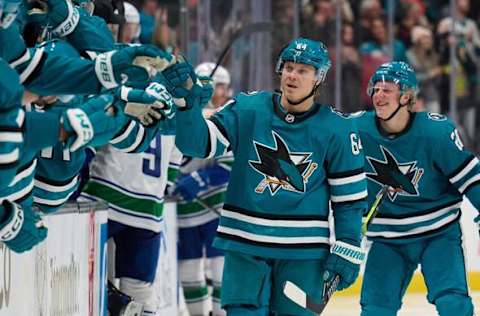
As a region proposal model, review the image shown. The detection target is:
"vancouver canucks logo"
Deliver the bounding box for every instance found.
[249,132,318,195]
[366,146,424,201]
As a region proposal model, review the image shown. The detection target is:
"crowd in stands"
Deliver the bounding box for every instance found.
[112,0,480,149]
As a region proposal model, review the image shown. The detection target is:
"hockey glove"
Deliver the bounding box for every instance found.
[0,201,47,253]
[61,108,94,152]
[324,240,365,291]
[197,76,214,107]
[27,0,80,37]
[173,170,210,202]
[117,82,174,126]
[161,59,197,98]
[94,45,174,90]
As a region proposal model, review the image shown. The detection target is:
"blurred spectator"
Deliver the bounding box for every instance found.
[139,0,158,44]
[356,0,384,45]
[437,0,480,145]
[360,17,408,62]
[396,0,430,48]
[340,23,362,112]
[121,2,141,43]
[301,0,336,47]
[407,26,442,112]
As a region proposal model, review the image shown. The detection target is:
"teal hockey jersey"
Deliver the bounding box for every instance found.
[355,111,480,242]
[175,91,367,259]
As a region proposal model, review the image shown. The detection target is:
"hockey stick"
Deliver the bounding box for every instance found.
[210,21,274,77]
[283,185,389,315]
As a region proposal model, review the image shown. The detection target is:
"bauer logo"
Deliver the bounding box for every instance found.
[0,243,12,310]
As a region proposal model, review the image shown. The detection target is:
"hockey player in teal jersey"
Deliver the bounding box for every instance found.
[165,38,368,315]
[356,61,480,316]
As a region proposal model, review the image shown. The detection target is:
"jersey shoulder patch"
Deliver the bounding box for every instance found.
[329,106,366,119]
[426,112,447,121]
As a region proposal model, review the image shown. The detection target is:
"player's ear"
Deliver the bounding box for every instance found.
[399,91,413,107]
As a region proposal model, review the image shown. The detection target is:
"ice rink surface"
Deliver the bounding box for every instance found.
[323,292,480,315]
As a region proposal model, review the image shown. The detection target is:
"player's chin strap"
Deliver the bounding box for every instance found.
[377,96,409,122]
[285,82,320,106]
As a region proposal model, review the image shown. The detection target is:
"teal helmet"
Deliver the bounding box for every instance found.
[276,38,331,83]
[367,61,418,97]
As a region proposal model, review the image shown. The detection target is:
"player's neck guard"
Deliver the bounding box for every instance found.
[375,112,416,138]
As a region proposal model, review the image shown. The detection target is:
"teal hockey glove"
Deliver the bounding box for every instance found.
[27,0,80,37]
[94,45,174,90]
[197,76,214,107]
[161,60,197,98]
[0,201,47,253]
[117,82,175,126]
[324,240,365,291]
[61,108,94,151]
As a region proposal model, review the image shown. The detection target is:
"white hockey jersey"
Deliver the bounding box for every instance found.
[82,134,182,232]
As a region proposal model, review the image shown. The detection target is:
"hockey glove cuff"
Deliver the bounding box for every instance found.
[61,108,94,151]
[324,240,365,291]
[0,201,47,253]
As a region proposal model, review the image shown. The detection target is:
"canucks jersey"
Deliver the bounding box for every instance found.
[83,134,183,232]
[176,153,233,228]
[175,91,367,259]
[356,111,480,242]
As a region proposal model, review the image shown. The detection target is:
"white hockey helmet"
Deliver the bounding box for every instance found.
[195,62,231,86]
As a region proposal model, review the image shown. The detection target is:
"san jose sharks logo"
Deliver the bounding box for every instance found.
[249,131,318,195]
[366,146,424,201]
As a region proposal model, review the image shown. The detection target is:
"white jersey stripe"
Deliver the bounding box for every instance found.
[0,178,34,202]
[0,131,23,143]
[366,211,459,238]
[217,226,330,244]
[331,190,368,203]
[328,172,366,186]
[34,175,78,193]
[116,125,145,153]
[110,121,136,144]
[221,209,329,228]
[458,174,480,193]
[205,120,218,159]
[0,148,19,164]
[371,202,461,225]
[9,159,37,187]
[450,157,479,184]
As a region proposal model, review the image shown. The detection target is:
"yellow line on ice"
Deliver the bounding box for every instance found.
[337,271,480,296]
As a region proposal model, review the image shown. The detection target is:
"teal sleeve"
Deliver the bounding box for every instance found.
[326,119,367,245]
[434,121,480,212]
[66,9,115,53]
[175,105,211,158]
[24,111,61,152]
[175,99,237,158]
[23,52,101,95]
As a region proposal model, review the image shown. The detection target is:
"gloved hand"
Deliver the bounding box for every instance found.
[61,108,94,151]
[26,0,80,37]
[0,200,47,253]
[323,240,365,291]
[161,60,197,98]
[116,82,175,126]
[173,170,210,202]
[197,76,214,107]
[94,45,174,90]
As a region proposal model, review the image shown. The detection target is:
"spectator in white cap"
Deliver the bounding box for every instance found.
[122,1,141,43]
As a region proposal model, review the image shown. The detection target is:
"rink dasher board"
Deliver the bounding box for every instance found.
[0,202,109,316]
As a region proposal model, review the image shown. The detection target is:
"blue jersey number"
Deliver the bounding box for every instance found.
[142,136,162,177]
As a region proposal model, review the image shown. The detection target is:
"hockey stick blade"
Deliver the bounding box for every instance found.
[283,276,340,315]
[210,21,274,76]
